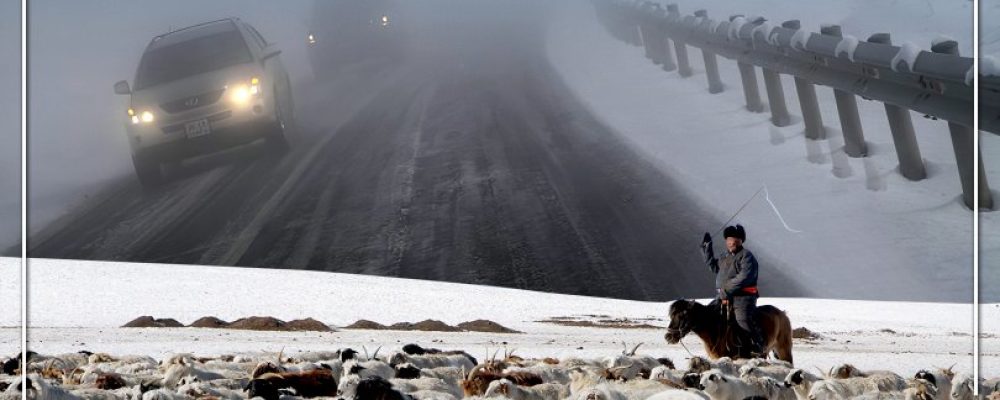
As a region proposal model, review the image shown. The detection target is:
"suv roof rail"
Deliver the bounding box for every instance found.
[151,17,242,43]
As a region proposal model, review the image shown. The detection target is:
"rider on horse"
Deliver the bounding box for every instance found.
[701,224,764,356]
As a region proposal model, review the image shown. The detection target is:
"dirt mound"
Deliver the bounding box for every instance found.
[457,320,521,334]
[188,316,229,328]
[286,318,333,332]
[793,327,821,340]
[345,320,388,330]
[122,316,184,328]
[227,316,287,331]
[392,320,462,332]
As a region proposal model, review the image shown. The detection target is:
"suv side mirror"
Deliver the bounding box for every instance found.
[113,80,131,95]
[261,45,282,61]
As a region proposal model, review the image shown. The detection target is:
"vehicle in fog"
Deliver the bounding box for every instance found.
[113,18,294,186]
[306,0,403,78]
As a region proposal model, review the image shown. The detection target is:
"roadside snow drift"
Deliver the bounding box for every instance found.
[21,259,985,375]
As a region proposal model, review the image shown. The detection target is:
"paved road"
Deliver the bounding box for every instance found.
[29,1,804,301]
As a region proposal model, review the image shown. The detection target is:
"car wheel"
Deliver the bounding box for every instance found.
[132,152,163,187]
[265,88,291,152]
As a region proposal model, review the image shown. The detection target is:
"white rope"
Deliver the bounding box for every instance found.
[762,184,802,233]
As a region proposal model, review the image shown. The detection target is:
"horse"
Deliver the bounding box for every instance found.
[664,298,793,364]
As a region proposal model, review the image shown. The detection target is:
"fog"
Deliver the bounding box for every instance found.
[0,0,21,255]
[28,1,313,233]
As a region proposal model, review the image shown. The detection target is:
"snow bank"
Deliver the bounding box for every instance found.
[19,258,982,375]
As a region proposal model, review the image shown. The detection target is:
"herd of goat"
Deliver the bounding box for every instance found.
[0,343,997,400]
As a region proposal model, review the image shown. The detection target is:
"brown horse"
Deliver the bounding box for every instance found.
[664,299,793,364]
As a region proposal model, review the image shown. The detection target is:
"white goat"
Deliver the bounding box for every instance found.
[389,352,476,371]
[698,369,781,400]
[645,390,710,400]
[484,378,568,400]
[343,358,395,381]
[503,364,571,384]
[950,373,990,400]
[160,363,225,388]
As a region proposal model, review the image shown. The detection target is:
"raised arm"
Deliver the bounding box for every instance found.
[701,232,719,274]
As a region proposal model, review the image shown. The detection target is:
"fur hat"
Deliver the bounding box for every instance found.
[723,224,746,241]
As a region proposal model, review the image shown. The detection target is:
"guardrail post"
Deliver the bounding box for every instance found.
[668,4,693,77]
[822,24,867,158]
[638,17,656,61]
[782,20,825,139]
[761,67,791,126]
[866,33,926,181]
[932,40,992,209]
[656,11,677,72]
[695,10,723,93]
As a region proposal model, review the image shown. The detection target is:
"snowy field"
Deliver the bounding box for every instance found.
[19,259,987,378]
[544,1,974,303]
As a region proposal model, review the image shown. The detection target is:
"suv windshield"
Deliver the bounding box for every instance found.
[134,29,252,90]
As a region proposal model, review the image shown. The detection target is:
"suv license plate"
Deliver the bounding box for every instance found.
[185,119,211,138]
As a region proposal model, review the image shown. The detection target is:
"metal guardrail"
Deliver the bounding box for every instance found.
[593,0,992,210]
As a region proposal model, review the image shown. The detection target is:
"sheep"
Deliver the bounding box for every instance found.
[569,382,628,400]
[140,388,188,400]
[245,370,338,398]
[697,369,785,400]
[483,378,568,400]
[687,357,737,376]
[389,377,462,398]
[782,369,824,400]
[160,362,225,388]
[807,374,914,400]
[845,378,937,400]
[738,362,793,383]
[644,390,710,400]
[388,352,475,372]
[602,343,662,381]
[830,364,907,391]
[950,373,989,400]
[344,358,396,382]
[649,366,686,387]
[17,376,84,400]
[915,367,955,400]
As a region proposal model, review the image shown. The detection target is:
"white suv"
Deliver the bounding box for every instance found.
[114,18,294,186]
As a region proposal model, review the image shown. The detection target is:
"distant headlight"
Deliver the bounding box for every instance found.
[307,33,316,44]
[381,15,389,27]
[229,77,261,105]
[141,111,154,123]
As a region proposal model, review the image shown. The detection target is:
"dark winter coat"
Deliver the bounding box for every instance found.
[702,244,759,298]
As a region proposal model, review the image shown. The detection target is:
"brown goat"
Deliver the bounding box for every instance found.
[251,361,285,379]
[460,365,544,396]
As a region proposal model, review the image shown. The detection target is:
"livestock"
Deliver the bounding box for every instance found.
[808,375,917,400]
[697,369,786,400]
[950,373,992,400]
[483,378,568,400]
[461,365,544,397]
[665,299,793,364]
[844,379,936,400]
[914,367,956,400]
[245,369,338,399]
[388,352,475,372]
[344,359,396,381]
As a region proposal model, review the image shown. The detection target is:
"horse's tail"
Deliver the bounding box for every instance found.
[773,309,794,365]
[756,305,794,365]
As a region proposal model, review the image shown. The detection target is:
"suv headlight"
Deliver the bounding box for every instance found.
[229,77,261,105]
[128,108,154,124]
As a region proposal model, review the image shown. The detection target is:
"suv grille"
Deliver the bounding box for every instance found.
[160,89,225,114]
